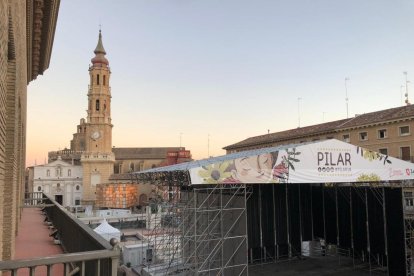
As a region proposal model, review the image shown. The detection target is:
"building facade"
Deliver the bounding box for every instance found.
[0,0,60,260]
[28,157,82,207]
[80,31,115,204]
[224,105,414,162]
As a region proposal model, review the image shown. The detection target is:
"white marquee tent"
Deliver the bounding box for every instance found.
[93,219,121,242]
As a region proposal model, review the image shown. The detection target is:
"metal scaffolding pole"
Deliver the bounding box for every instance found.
[259,185,264,262]
[286,184,291,258]
[272,183,278,261]
[365,188,372,272]
[382,187,389,276]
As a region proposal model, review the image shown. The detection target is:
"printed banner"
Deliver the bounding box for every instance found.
[189,139,414,184]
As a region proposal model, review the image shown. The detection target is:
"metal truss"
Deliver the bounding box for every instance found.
[141,184,249,276]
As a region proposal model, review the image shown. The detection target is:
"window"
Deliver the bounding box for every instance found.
[405,192,414,208]
[37,186,42,192]
[379,148,388,155]
[68,169,71,177]
[129,163,135,172]
[57,183,60,188]
[103,75,106,86]
[46,169,50,177]
[96,99,100,111]
[97,74,100,85]
[76,185,80,191]
[114,164,120,174]
[56,167,61,177]
[400,146,411,161]
[75,199,80,206]
[378,129,387,139]
[342,134,350,143]
[400,126,410,136]
[359,132,368,141]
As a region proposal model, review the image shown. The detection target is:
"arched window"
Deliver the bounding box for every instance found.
[96,100,100,111]
[97,74,100,85]
[103,75,106,86]
[46,170,50,177]
[68,169,71,177]
[129,163,135,172]
[56,167,62,177]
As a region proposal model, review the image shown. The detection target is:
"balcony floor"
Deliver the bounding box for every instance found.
[12,208,64,275]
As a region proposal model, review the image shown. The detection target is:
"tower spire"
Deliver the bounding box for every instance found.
[94,29,106,55]
[91,29,108,66]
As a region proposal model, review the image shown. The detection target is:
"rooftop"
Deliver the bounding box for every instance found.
[224,105,414,150]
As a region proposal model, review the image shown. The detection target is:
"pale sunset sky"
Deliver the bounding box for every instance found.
[26,0,414,166]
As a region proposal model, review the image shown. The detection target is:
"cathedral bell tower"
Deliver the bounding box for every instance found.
[81,30,115,204]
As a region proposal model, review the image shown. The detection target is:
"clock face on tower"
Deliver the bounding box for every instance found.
[91,131,101,140]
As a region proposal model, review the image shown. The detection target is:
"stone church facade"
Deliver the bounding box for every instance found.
[27,157,83,207]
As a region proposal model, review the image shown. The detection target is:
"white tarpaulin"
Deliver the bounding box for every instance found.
[189,139,414,184]
[93,219,121,242]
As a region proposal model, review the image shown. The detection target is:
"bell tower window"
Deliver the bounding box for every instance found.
[97,74,100,85]
[103,75,106,86]
[96,100,100,111]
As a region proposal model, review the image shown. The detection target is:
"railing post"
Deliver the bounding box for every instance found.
[109,239,120,276]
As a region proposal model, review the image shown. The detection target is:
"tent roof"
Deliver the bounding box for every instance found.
[94,219,121,234]
[134,139,414,185]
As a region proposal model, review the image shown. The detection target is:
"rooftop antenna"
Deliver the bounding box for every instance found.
[401,85,405,106]
[404,72,411,105]
[297,97,302,128]
[345,77,350,118]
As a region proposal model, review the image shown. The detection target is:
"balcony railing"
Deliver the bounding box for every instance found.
[0,193,120,276]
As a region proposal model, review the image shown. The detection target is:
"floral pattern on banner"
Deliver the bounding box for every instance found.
[197,148,300,184]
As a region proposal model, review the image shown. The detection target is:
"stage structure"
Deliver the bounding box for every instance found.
[133,139,414,276]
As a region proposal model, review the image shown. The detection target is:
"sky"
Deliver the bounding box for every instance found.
[26,0,414,166]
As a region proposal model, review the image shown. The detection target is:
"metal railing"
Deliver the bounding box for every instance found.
[0,193,120,276]
[0,248,119,276]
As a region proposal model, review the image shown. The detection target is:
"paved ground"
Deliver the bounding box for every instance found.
[249,256,387,276]
[11,208,64,276]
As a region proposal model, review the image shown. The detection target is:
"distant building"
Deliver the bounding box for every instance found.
[0,0,60,260]
[224,105,414,162]
[49,147,192,173]
[27,157,82,207]
[47,31,192,208]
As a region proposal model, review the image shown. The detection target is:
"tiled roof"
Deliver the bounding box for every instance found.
[109,173,135,181]
[224,105,414,150]
[112,147,184,160]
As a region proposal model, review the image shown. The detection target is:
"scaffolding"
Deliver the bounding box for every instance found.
[403,188,414,276]
[138,184,249,276]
